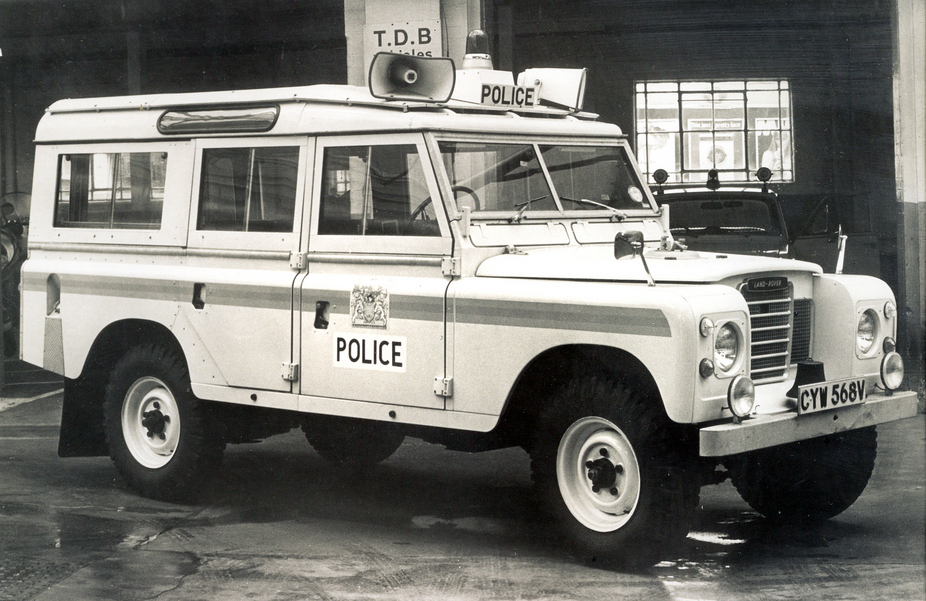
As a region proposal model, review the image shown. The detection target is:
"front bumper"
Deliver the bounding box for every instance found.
[699,389,919,457]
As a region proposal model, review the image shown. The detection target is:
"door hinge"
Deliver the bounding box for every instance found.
[290,251,308,270]
[282,362,299,382]
[433,376,453,397]
[441,257,460,277]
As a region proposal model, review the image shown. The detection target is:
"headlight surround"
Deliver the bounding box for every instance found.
[856,309,879,355]
[714,322,741,373]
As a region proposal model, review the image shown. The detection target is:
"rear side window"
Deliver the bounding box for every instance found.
[197,146,299,232]
[54,152,167,229]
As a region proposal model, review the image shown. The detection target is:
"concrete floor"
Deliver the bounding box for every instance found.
[1,363,924,601]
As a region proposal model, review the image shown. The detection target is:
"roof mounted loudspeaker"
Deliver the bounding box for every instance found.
[369,52,456,103]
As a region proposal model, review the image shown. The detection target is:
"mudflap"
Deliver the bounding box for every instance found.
[58,376,108,457]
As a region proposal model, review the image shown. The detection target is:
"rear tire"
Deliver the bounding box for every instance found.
[104,344,223,501]
[728,426,877,521]
[530,376,698,568]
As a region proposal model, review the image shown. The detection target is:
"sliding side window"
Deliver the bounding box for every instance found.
[197,146,299,232]
[54,152,167,229]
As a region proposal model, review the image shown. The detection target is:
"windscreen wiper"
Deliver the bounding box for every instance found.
[558,196,627,221]
[509,195,549,223]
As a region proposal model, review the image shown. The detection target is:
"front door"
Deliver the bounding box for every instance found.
[299,134,452,409]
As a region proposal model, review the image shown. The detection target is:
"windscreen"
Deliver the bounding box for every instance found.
[665,197,782,235]
[437,141,653,215]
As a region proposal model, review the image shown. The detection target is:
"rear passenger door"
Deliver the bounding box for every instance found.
[179,136,309,394]
[299,134,452,410]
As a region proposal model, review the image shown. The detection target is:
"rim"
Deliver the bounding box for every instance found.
[121,376,181,469]
[556,416,641,532]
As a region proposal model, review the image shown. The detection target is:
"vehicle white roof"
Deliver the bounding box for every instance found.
[36,83,624,143]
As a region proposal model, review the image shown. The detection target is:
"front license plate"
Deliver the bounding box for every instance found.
[797,377,868,415]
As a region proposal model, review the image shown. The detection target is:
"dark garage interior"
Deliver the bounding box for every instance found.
[0,0,922,384]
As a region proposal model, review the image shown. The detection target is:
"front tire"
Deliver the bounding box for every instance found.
[530,376,698,568]
[728,426,877,521]
[104,344,223,501]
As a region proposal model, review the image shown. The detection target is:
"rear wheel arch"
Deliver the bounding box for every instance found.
[59,320,185,458]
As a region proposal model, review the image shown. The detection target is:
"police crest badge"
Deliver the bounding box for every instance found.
[350,284,389,328]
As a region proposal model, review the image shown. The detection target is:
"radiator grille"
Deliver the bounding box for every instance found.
[740,283,799,383]
[791,299,813,362]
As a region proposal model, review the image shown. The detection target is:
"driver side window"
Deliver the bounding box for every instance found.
[318,144,438,236]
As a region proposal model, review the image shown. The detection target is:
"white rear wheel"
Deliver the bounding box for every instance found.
[121,376,181,469]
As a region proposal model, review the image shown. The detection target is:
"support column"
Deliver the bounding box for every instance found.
[126,31,142,95]
[0,73,16,197]
[892,0,925,398]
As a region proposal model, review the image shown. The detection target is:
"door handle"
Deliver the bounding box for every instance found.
[314,301,330,329]
[192,283,206,309]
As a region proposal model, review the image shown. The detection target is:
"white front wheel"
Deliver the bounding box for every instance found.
[556,417,641,532]
[530,376,698,567]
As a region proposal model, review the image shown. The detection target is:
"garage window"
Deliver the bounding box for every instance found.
[635,81,793,184]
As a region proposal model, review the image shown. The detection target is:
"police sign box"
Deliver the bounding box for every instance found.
[481,84,537,108]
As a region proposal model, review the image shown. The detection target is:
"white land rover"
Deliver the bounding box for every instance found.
[19,42,918,566]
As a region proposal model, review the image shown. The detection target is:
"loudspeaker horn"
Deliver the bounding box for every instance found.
[368,53,456,103]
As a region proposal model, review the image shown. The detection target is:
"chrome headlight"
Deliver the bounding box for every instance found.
[881,352,904,391]
[714,322,741,373]
[856,309,879,355]
[728,375,755,419]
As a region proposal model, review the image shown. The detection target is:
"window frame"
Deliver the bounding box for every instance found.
[44,141,192,247]
[188,136,309,253]
[309,133,451,256]
[635,80,794,184]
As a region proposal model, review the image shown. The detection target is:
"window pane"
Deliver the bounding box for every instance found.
[438,142,553,213]
[112,153,167,228]
[54,152,166,229]
[539,145,649,210]
[713,81,745,91]
[319,144,438,236]
[647,82,678,92]
[680,82,711,91]
[198,147,298,232]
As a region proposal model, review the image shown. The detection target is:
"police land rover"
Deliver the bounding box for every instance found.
[19,39,918,566]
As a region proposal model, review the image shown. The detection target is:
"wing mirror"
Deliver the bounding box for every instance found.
[615,231,655,286]
[614,230,644,259]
